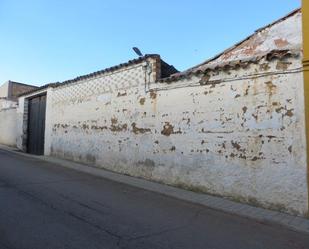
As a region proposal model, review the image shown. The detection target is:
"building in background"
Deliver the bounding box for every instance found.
[0,81,37,146]
[0,80,37,101]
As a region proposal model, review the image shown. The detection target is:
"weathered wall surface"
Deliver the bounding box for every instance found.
[0,107,17,146]
[0,99,17,110]
[16,96,26,151]
[0,98,18,146]
[47,54,308,216]
[0,82,9,98]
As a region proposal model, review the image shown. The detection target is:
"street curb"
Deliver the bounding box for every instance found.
[1,144,309,235]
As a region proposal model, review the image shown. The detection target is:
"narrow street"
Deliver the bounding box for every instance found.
[0,148,308,249]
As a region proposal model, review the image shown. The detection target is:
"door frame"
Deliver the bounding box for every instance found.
[26,92,47,155]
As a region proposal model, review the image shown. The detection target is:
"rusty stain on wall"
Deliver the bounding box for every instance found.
[139,97,146,105]
[131,123,151,134]
[161,122,174,136]
[149,91,157,99]
[161,122,182,136]
[265,81,277,95]
[276,61,292,70]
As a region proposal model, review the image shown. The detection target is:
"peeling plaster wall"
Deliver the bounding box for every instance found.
[47,55,308,216]
[0,99,17,110]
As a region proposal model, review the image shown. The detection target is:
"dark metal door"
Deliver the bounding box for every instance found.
[27,95,46,155]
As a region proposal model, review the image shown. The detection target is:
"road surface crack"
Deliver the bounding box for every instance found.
[14,188,124,242]
[125,208,204,242]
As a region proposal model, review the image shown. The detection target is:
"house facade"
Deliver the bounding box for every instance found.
[0,81,37,146]
[14,9,309,217]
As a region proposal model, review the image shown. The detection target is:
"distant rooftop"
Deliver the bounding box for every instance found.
[0,80,38,100]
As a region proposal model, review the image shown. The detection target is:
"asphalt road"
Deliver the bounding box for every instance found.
[0,149,309,249]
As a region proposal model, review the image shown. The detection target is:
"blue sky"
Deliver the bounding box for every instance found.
[0,0,301,86]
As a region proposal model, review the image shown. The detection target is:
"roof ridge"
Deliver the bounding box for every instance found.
[61,54,160,85]
[184,8,301,74]
[158,49,300,83]
[18,54,160,97]
[254,8,301,33]
[7,80,39,88]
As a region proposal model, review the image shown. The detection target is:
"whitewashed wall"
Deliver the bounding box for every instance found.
[44,55,308,216]
[0,82,9,98]
[0,99,17,109]
[0,107,18,146]
[16,96,26,150]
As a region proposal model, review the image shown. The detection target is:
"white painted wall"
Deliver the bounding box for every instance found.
[40,55,308,216]
[0,99,17,109]
[16,96,25,150]
[0,98,18,147]
[0,82,9,98]
[0,107,17,146]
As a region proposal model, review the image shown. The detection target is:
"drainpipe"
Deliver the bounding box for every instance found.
[302,0,309,217]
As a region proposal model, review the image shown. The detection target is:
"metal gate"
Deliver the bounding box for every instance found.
[27,94,47,155]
